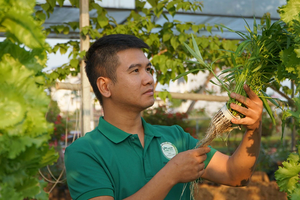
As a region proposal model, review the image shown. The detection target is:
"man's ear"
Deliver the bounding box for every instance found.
[97,77,112,98]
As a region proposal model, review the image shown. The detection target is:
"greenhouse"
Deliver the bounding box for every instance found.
[0,0,299,199]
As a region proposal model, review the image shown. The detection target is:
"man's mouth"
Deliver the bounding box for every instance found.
[143,89,154,95]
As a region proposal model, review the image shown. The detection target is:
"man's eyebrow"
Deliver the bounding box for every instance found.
[127,62,152,71]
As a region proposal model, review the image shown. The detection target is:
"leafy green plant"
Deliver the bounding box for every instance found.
[0,0,58,199]
[276,96,300,199]
[275,144,300,200]
[273,0,300,198]
[175,15,289,122]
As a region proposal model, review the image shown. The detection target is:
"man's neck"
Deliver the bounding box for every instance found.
[103,109,145,147]
[103,110,143,134]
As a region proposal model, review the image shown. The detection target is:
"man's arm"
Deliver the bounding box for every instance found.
[91,84,262,199]
[90,147,211,200]
[202,84,263,186]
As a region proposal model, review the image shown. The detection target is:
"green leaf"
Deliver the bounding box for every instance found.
[69,0,79,7]
[67,21,79,30]
[275,152,300,194]
[162,32,172,42]
[157,91,171,101]
[16,177,40,197]
[47,0,56,8]
[59,45,68,55]
[70,58,79,68]
[209,79,219,86]
[57,0,64,7]
[183,43,204,65]
[170,37,179,49]
[40,3,50,13]
[173,69,200,81]
[260,96,276,124]
[260,90,280,108]
[191,34,203,61]
[2,11,45,49]
[63,26,69,34]
[291,187,300,200]
[97,14,109,27]
[279,0,300,24]
[295,49,300,58]
[56,25,65,33]
[35,11,46,21]
[206,25,212,33]
[33,180,49,200]
[147,0,158,7]
[39,147,59,166]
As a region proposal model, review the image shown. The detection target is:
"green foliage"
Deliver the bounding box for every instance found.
[278,0,300,24]
[0,0,58,199]
[272,0,300,198]
[177,10,300,125]
[0,0,46,49]
[255,139,290,179]
[39,0,239,87]
[275,145,300,199]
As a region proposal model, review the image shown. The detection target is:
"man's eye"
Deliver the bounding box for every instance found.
[133,69,139,72]
[147,67,154,74]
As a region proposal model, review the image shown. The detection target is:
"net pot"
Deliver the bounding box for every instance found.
[197,103,238,147]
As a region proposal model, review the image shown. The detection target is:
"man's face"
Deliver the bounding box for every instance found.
[109,48,155,112]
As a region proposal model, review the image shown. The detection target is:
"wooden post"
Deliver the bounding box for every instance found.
[80,0,91,135]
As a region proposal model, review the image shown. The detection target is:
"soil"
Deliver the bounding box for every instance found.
[48,171,287,200]
[194,171,287,200]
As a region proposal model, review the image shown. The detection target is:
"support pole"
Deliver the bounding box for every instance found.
[80,0,91,135]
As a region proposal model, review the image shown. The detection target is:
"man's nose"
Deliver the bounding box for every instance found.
[142,69,154,85]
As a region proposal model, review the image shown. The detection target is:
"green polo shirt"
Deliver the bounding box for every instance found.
[65,117,217,200]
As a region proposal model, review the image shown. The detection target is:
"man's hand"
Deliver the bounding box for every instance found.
[165,147,211,184]
[229,84,263,131]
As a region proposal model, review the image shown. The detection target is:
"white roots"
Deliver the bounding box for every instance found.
[196,104,239,148]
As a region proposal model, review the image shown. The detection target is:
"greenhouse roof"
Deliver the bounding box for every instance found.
[37,0,286,40]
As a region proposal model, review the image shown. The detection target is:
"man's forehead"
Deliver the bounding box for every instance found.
[116,49,149,66]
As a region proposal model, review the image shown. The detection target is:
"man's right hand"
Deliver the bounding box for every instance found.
[91,147,211,200]
[165,147,211,184]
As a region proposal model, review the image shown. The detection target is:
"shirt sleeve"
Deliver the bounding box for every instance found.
[65,141,114,200]
[174,125,217,169]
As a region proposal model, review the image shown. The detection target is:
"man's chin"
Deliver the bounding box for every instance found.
[143,99,155,110]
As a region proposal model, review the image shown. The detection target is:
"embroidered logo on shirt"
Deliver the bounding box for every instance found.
[160,142,178,160]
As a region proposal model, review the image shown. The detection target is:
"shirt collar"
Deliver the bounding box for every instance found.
[97,116,161,144]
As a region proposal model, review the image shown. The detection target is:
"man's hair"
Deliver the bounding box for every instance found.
[85,34,149,105]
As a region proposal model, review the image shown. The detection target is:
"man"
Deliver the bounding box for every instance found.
[65,34,263,200]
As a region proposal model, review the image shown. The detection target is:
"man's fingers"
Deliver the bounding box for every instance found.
[230,92,251,107]
[230,103,250,116]
[194,147,211,156]
[230,85,262,107]
[231,117,249,125]
[244,84,260,102]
